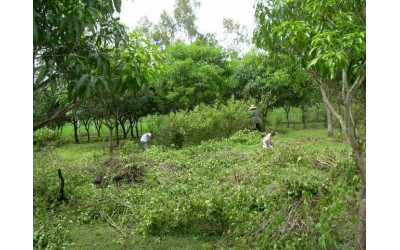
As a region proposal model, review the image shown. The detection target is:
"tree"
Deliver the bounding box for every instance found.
[33,0,127,129]
[231,50,314,130]
[95,32,164,155]
[222,18,250,58]
[66,110,80,144]
[152,10,178,48]
[173,0,200,43]
[254,0,366,248]
[76,106,93,142]
[155,40,230,112]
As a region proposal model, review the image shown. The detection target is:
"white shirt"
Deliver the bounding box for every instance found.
[262,133,273,148]
[140,133,152,142]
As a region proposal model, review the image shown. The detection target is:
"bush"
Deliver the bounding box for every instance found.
[152,99,254,147]
[33,127,61,150]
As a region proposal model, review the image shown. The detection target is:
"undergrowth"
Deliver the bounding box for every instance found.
[33,128,360,249]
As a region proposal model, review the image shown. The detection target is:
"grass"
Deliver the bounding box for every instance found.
[34,127,359,249]
[69,223,216,249]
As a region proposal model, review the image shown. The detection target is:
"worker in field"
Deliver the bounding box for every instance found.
[249,104,263,132]
[140,131,153,151]
[262,131,277,148]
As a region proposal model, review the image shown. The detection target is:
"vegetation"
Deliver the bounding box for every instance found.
[33,0,366,248]
[34,126,360,249]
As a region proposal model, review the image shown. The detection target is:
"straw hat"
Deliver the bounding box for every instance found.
[249,104,257,110]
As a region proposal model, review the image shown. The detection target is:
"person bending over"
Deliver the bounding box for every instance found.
[140,131,153,151]
[262,131,277,148]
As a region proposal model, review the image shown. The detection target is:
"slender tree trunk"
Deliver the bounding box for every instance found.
[136,122,140,138]
[85,128,90,142]
[283,105,291,128]
[119,118,128,139]
[82,120,91,142]
[94,120,102,138]
[121,122,127,139]
[140,118,143,135]
[300,106,307,128]
[72,119,79,144]
[130,122,135,138]
[128,118,135,139]
[108,126,114,156]
[344,104,366,250]
[338,103,342,133]
[115,120,119,146]
[324,103,334,137]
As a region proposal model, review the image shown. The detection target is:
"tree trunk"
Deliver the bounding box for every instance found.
[346,118,366,250]
[283,105,291,128]
[338,103,342,133]
[82,120,91,143]
[121,121,127,139]
[301,105,307,128]
[130,123,135,139]
[128,118,135,139]
[115,120,119,146]
[73,119,79,144]
[108,126,114,156]
[77,120,80,137]
[356,180,366,250]
[324,104,334,137]
[140,118,143,135]
[85,128,90,142]
[94,120,102,137]
[136,123,140,138]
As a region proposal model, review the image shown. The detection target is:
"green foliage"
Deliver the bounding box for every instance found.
[34,127,360,248]
[151,99,253,147]
[254,0,366,81]
[33,128,62,150]
[33,206,73,249]
[155,40,230,112]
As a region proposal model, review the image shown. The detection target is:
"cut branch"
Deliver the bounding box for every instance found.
[57,169,68,202]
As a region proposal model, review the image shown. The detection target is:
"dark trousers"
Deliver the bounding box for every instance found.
[255,123,263,132]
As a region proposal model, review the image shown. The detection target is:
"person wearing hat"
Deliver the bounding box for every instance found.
[249,104,263,131]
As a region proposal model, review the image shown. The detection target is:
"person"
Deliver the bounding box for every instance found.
[249,104,263,131]
[262,131,277,148]
[140,131,153,151]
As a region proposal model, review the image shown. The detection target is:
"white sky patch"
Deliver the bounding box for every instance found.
[119,0,256,52]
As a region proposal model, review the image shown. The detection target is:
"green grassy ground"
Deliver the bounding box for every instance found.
[33,127,358,249]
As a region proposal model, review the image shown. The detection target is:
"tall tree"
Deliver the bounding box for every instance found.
[98,32,164,155]
[222,18,250,58]
[173,0,200,43]
[254,0,366,248]
[152,10,178,48]
[155,40,230,112]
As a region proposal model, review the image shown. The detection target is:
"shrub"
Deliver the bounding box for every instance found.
[33,127,61,150]
[152,99,254,147]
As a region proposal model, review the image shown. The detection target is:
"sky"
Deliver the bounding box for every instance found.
[118,0,256,51]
